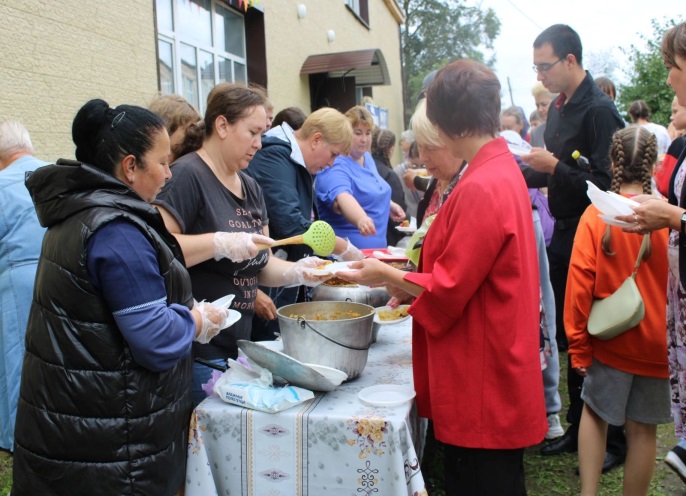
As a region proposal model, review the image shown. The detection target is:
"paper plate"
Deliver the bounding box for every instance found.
[237,340,337,392]
[358,385,416,407]
[374,305,411,325]
[323,261,359,274]
[598,214,637,228]
[396,226,417,234]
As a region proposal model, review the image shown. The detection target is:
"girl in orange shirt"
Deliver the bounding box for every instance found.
[565,126,670,496]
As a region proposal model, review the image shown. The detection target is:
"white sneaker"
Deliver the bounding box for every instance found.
[665,446,686,484]
[546,413,564,440]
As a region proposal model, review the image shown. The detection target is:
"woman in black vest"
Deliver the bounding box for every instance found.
[12,99,230,496]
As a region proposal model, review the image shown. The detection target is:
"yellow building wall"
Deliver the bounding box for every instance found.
[262,0,406,160]
[1,0,405,163]
[0,1,159,162]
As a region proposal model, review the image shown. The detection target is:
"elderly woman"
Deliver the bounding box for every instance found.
[12,99,229,495]
[338,60,546,494]
[315,105,405,249]
[245,107,362,340]
[411,99,466,226]
[156,83,329,405]
[617,22,686,483]
[0,121,47,453]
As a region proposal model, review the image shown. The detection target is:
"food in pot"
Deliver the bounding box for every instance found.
[377,307,409,321]
[288,310,362,321]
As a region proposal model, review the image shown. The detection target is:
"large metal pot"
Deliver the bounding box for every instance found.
[277,301,374,379]
[310,283,389,308]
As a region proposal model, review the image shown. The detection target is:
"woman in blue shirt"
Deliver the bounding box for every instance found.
[315,106,405,249]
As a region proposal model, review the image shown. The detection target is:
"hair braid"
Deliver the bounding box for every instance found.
[603,132,626,255]
[641,133,657,195]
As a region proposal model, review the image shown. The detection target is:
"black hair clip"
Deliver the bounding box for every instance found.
[111,111,126,129]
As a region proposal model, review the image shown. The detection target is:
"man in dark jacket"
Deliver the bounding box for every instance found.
[520,24,626,471]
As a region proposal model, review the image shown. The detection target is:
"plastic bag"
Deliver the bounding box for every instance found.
[214,356,314,413]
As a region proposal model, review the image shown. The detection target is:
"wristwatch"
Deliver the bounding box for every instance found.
[681,211,686,234]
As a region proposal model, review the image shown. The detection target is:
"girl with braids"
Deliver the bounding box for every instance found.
[566,126,670,496]
[371,127,406,245]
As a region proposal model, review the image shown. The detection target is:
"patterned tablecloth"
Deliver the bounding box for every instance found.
[185,317,428,496]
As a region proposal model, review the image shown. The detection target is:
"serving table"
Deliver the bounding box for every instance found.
[184,317,427,496]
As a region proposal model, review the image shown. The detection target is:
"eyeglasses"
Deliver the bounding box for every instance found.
[532,58,565,74]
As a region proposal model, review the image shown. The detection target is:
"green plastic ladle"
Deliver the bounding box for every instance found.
[256,220,336,256]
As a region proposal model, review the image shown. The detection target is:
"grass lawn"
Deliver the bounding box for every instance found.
[0,450,11,494]
[422,353,686,496]
[2,353,686,495]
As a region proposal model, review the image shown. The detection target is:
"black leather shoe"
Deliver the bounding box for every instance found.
[602,452,625,474]
[540,432,577,456]
[574,451,626,476]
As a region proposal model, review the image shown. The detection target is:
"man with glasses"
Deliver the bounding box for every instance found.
[520,24,626,473]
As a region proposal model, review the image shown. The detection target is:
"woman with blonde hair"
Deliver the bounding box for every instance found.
[246,107,363,341]
[410,99,466,226]
[315,105,405,248]
[156,83,330,405]
[567,126,669,495]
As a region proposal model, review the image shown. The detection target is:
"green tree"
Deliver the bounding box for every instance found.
[617,18,676,127]
[400,0,500,125]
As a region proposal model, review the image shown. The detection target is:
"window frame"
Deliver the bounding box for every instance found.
[344,0,369,28]
[156,0,248,114]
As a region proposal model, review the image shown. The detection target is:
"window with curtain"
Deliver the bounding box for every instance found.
[156,0,247,114]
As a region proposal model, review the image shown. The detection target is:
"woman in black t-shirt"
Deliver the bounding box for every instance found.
[156,83,329,406]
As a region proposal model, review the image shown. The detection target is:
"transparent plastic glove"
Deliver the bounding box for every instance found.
[282,256,331,288]
[334,239,364,262]
[194,300,231,344]
[213,232,273,262]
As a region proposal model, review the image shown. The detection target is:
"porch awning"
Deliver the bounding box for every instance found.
[300,48,390,86]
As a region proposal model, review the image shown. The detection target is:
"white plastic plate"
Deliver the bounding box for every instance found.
[211,294,235,309]
[358,384,416,407]
[374,305,411,325]
[323,261,359,274]
[304,363,348,386]
[586,181,638,216]
[598,214,636,228]
[220,310,241,330]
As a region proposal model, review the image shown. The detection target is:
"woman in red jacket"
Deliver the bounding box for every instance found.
[337,59,546,495]
[566,126,670,495]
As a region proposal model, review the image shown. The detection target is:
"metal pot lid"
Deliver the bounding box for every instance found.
[237,340,338,392]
